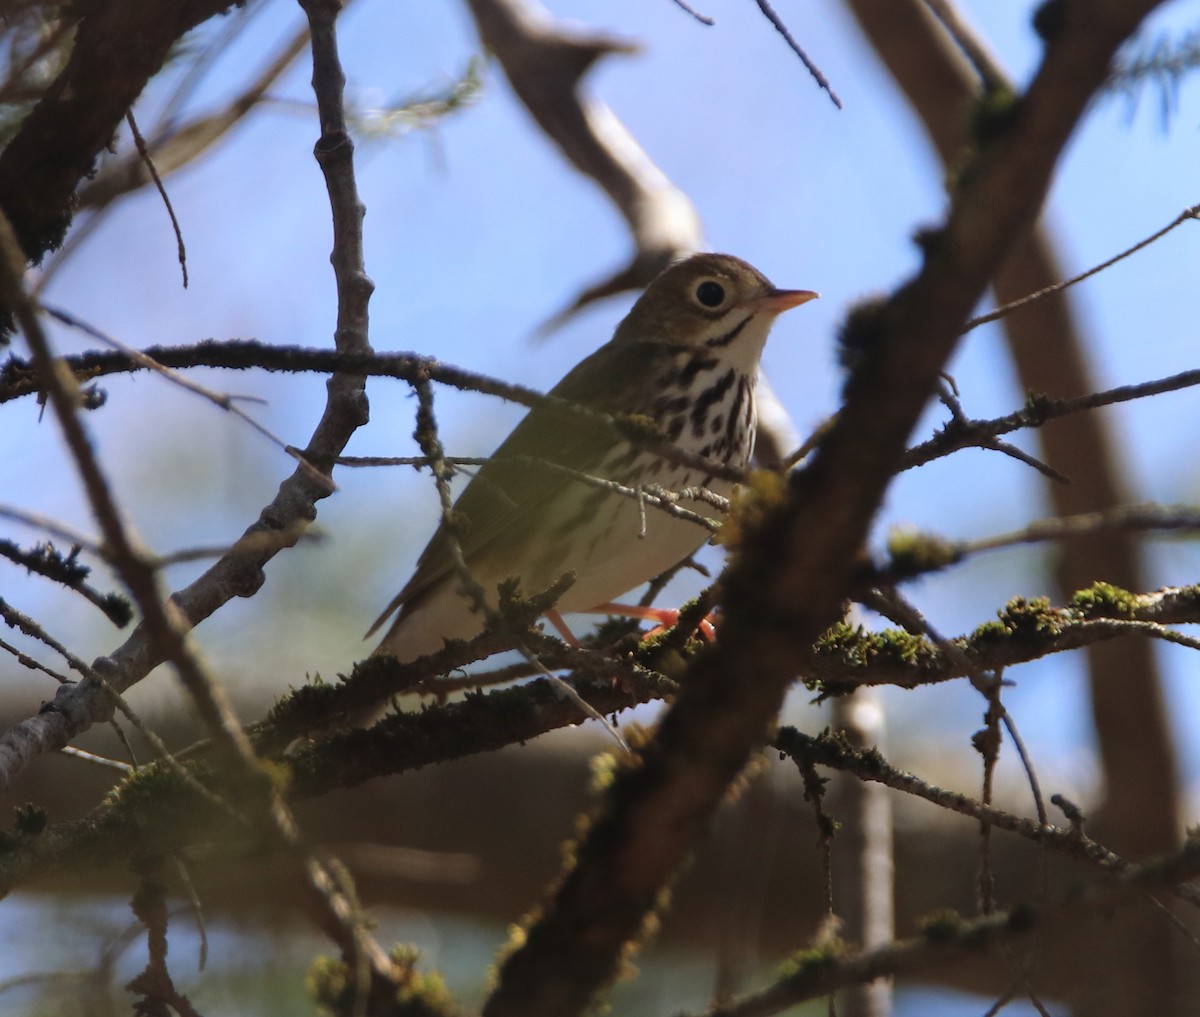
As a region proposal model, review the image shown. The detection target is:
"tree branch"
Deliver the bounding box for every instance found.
[697,831,1200,1017]
[0,0,240,267]
[478,3,1169,1013]
[463,0,703,325]
[0,0,380,794]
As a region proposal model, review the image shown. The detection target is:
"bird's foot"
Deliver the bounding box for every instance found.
[589,602,717,643]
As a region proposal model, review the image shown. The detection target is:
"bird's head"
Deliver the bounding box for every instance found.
[615,252,818,371]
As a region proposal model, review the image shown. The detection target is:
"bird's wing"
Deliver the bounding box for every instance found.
[367,339,663,636]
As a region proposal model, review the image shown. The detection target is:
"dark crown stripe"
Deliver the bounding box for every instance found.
[705,314,751,348]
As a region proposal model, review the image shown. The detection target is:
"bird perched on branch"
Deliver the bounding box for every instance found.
[369,253,817,661]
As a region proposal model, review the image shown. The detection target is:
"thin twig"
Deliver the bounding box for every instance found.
[335,450,725,530]
[999,706,1047,827]
[125,112,188,288]
[880,503,1200,585]
[964,203,1200,332]
[172,856,209,972]
[0,504,107,558]
[774,727,1200,911]
[1086,618,1200,653]
[0,342,752,485]
[59,745,134,772]
[979,436,1069,484]
[862,587,1010,912]
[410,377,629,750]
[108,718,139,770]
[668,0,715,25]
[750,0,843,109]
[0,597,94,678]
[780,416,836,471]
[794,753,836,920]
[904,366,1200,469]
[961,503,1200,556]
[0,635,73,684]
[42,304,331,489]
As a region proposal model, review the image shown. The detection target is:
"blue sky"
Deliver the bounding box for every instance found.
[5,0,1200,801]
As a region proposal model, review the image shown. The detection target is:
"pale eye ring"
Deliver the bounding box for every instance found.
[695,280,726,308]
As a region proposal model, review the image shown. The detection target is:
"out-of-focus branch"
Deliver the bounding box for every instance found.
[478,4,1169,1013]
[694,833,1200,1017]
[0,0,240,266]
[462,0,801,466]
[0,538,130,624]
[840,3,1181,1010]
[29,21,313,292]
[463,0,703,327]
[828,690,893,1017]
[77,26,310,213]
[842,0,1178,835]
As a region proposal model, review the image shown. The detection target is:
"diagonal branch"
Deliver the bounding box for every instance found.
[464,0,703,326]
[478,3,1170,1014]
[843,8,1182,957]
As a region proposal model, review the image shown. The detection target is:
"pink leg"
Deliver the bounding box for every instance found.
[546,609,581,646]
[589,602,717,642]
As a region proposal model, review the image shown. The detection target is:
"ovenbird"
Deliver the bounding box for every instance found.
[369,253,817,660]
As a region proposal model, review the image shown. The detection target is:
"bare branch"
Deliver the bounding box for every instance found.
[920,0,1007,89]
[0,597,93,679]
[464,0,703,327]
[902,366,1200,470]
[124,112,188,289]
[59,744,134,772]
[668,0,715,25]
[0,341,753,484]
[0,0,241,266]
[749,0,843,109]
[0,635,73,685]
[480,3,1172,1011]
[964,203,1200,333]
[0,0,380,792]
[42,305,333,488]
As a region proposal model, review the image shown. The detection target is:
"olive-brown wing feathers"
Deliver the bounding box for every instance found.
[366,340,669,637]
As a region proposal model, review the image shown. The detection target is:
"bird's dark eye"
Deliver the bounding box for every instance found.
[695,280,726,308]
